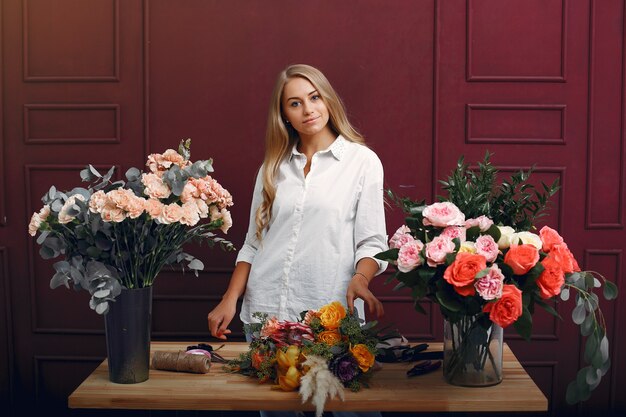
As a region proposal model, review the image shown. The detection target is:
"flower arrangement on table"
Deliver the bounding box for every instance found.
[375,152,618,403]
[227,301,392,417]
[27,139,235,314]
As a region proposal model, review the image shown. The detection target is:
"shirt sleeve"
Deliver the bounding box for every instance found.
[235,167,264,265]
[353,152,389,276]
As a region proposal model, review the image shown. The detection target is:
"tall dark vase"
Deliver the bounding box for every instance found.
[104,286,153,384]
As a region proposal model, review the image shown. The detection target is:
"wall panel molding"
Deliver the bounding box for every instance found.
[0,248,15,411]
[0,0,5,226]
[33,356,102,403]
[466,0,567,82]
[25,164,120,334]
[23,0,119,82]
[585,0,625,229]
[521,361,558,411]
[466,104,566,145]
[24,104,120,144]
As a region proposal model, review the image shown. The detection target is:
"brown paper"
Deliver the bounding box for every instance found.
[151,350,211,374]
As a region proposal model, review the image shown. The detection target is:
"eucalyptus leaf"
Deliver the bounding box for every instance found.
[585,367,601,385]
[560,287,570,301]
[125,167,141,182]
[600,336,609,362]
[572,303,586,325]
[95,301,109,315]
[93,288,111,298]
[581,312,595,337]
[188,259,204,270]
[603,280,618,300]
[584,334,599,363]
[88,165,102,177]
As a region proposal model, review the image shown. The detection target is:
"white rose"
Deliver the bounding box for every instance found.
[510,231,542,250]
[497,226,516,249]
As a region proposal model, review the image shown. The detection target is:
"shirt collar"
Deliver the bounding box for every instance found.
[289,135,347,161]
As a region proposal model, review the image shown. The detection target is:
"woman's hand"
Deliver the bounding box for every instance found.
[207,297,237,340]
[346,273,384,319]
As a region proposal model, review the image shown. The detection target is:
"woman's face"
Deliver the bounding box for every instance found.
[281,77,331,138]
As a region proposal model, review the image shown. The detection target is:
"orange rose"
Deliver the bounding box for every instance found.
[536,255,565,299]
[443,252,486,296]
[319,301,346,330]
[483,284,523,328]
[317,330,342,346]
[539,226,564,252]
[350,344,375,372]
[549,243,580,274]
[251,349,269,370]
[504,244,540,275]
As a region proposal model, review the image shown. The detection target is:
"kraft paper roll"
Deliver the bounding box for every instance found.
[151,350,211,374]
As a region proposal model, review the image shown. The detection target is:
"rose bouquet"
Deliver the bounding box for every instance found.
[376,153,618,403]
[28,139,235,314]
[227,301,392,417]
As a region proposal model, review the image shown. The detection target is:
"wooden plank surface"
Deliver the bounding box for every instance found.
[68,342,548,412]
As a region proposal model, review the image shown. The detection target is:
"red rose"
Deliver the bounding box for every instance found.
[504,244,540,275]
[483,284,523,328]
[443,252,487,296]
[536,255,565,299]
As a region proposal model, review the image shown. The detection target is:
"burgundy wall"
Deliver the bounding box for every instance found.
[1,0,624,416]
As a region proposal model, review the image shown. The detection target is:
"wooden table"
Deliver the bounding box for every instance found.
[68,341,547,412]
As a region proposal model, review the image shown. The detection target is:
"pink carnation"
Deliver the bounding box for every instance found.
[397,239,425,272]
[425,235,456,267]
[441,226,466,242]
[474,234,499,263]
[28,205,51,236]
[158,203,183,224]
[142,173,172,199]
[389,225,414,249]
[465,215,494,232]
[422,202,465,228]
[475,264,504,300]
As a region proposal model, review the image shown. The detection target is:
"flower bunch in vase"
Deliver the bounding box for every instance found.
[28,139,235,314]
[376,152,618,403]
[228,301,393,417]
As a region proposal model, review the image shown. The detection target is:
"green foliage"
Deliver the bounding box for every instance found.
[438,151,560,231]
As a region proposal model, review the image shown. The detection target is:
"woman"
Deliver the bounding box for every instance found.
[208,63,386,417]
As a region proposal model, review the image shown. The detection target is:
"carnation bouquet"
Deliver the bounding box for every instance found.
[227,301,392,417]
[376,153,618,404]
[28,139,235,314]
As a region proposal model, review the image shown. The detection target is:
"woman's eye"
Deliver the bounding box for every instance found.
[311,95,320,101]
[290,102,300,107]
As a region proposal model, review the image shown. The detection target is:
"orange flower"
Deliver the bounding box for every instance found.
[317,330,342,346]
[251,349,268,370]
[536,255,565,299]
[504,244,540,275]
[443,252,486,296]
[350,344,375,372]
[319,301,346,330]
[549,243,580,274]
[275,345,301,373]
[539,226,564,252]
[483,284,523,328]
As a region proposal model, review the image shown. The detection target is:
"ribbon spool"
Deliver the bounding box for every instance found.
[151,350,211,374]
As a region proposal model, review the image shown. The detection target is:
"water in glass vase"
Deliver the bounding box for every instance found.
[443,315,503,387]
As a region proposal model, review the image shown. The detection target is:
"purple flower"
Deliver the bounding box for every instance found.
[329,353,361,384]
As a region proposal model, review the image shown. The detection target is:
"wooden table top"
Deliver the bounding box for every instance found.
[68,341,548,412]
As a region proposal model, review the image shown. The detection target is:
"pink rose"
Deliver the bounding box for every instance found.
[475,264,504,300]
[142,173,172,199]
[425,235,456,267]
[465,215,494,232]
[422,202,465,227]
[389,225,414,249]
[397,239,425,272]
[474,234,499,263]
[441,226,466,242]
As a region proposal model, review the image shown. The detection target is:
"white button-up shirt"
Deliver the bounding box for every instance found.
[236,135,388,324]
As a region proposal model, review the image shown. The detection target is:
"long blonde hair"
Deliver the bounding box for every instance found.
[255,64,365,240]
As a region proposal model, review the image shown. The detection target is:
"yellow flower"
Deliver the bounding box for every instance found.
[458,241,477,254]
[350,344,375,372]
[276,365,301,391]
[317,330,342,346]
[276,345,301,372]
[319,301,346,330]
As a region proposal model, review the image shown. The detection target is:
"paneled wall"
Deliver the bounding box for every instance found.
[0,1,624,416]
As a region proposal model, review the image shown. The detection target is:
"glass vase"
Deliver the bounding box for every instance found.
[443,315,503,387]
